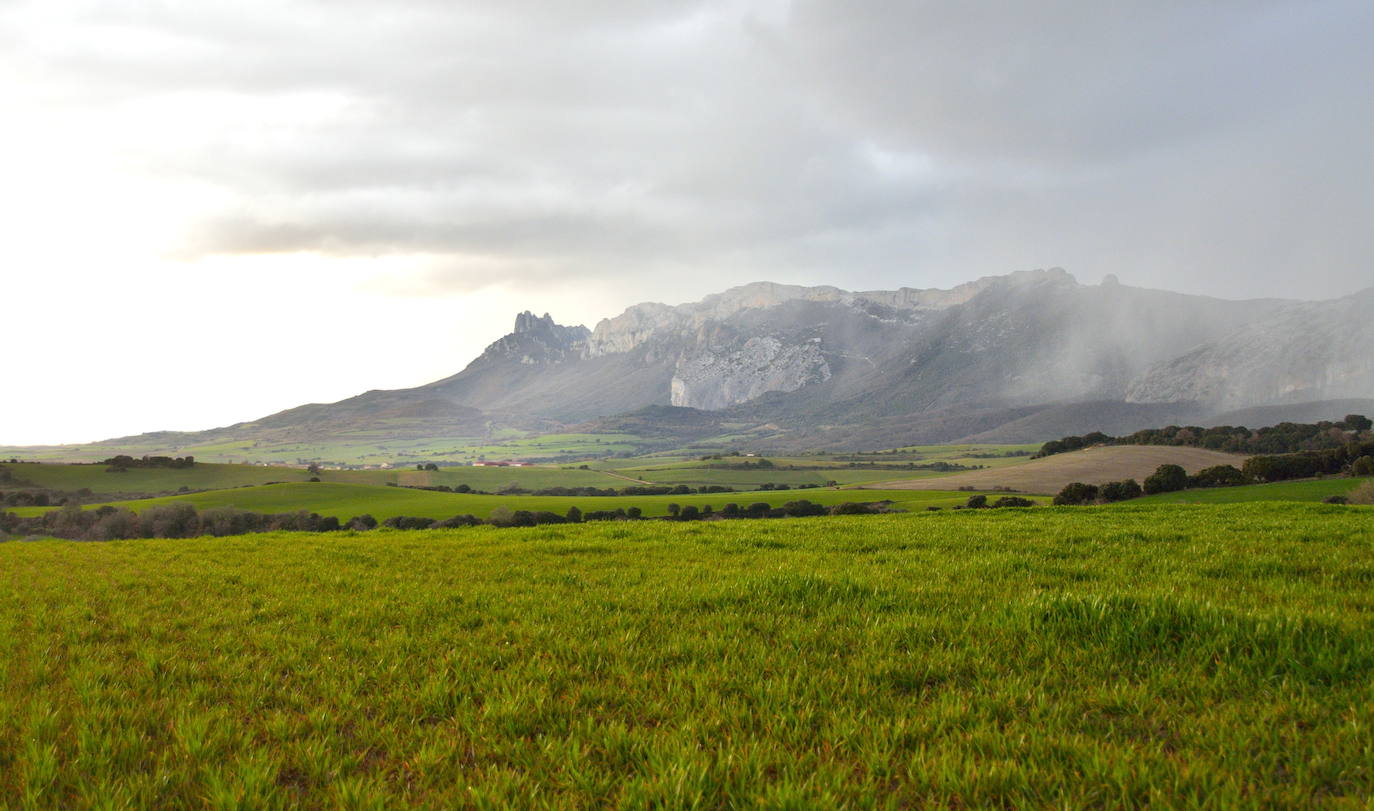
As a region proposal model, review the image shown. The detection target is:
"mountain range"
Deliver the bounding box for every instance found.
[67,269,1374,457]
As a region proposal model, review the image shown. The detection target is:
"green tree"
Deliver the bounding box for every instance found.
[1053,482,1099,506]
[1143,464,1188,494]
[1342,414,1372,432]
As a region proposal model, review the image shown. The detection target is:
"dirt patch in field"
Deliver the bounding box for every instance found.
[866,445,1248,495]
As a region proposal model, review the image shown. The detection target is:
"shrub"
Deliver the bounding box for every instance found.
[1143,464,1188,495]
[346,514,378,530]
[991,496,1033,508]
[782,500,825,517]
[1054,482,1099,506]
[1190,465,1247,488]
[199,507,263,537]
[1323,495,1349,505]
[87,508,141,541]
[1352,456,1374,476]
[141,503,201,538]
[1099,479,1143,503]
[438,514,481,529]
[965,494,988,509]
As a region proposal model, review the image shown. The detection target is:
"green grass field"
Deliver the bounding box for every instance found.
[612,446,1040,489]
[8,482,1007,521]
[2,504,1371,807]
[1,462,630,497]
[1130,476,1372,504]
[624,467,914,487]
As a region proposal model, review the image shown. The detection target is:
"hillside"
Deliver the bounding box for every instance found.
[871,445,1248,494]
[1127,287,1374,408]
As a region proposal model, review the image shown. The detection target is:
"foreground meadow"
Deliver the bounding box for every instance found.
[2,504,1372,807]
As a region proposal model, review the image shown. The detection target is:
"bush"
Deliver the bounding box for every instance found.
[1143,464,1188,495]
[1099,479,1143,503]
[382,516,439,530]
[346,514,378,530]
[1352,456,1374,476]
[1190,465,1247,488]
[782,500,825,517]
[87,508,141,541]
[1053,482,1099,506]
[434,514,480,528]
[991,496,1033,508]
[965,494,988,509]
[1323,495,1349,505]
[141,503,201,538]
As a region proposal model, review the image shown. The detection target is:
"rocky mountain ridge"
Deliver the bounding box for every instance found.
[58,269,1373,454]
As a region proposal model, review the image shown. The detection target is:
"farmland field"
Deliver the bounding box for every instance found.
[7,482,1011,521]
[2,504,1371,807]
[1130,476,1373,504]
[0,461,631,497]
[875,445,1249,494]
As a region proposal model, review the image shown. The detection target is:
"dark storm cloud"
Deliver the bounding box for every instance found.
[7,0,1372,299]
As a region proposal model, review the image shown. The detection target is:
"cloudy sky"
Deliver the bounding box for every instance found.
[3,0,1371,444]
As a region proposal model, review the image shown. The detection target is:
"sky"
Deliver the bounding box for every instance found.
[2,0,1371,445]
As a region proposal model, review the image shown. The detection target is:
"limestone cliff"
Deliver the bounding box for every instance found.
[670,336,831,410]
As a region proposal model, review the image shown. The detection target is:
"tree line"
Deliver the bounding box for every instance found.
[1036,415,1372,458]
[103,455,196,471]
[0,499,899,542]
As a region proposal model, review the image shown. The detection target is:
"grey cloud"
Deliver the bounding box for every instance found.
[5,0,1372,299]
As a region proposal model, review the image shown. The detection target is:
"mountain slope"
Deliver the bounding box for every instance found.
[1125,287,1374,408]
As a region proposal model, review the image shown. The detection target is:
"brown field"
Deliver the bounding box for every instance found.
[867,445,1249,494]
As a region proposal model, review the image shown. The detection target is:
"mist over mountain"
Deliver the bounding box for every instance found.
[74,270,1374,454]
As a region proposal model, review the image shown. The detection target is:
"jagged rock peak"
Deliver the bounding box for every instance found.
[514,311,557,333]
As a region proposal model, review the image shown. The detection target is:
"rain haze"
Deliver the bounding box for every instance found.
[2,0,1371,444]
